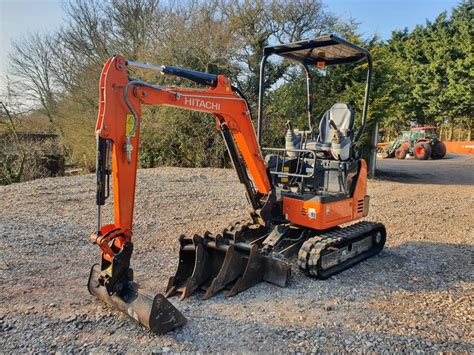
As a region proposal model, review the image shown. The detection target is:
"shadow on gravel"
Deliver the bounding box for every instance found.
[374,154,474,186]
[373,169,421,183]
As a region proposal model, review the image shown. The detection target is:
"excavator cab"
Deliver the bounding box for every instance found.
[87,34,386,335]
[259,35,371,199]
[252,36,385,278]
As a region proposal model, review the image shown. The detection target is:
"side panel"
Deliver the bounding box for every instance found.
[283,160,368,230]
[444,141,474,154]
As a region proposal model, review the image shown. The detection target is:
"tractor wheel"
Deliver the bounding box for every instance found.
[431,141,446,159]
[414,142,432,160]
[395,148,407,160]
[378,148,392,159]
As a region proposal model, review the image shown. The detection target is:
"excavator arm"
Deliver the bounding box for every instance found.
[92,55,272,263]
[88,55,274,334]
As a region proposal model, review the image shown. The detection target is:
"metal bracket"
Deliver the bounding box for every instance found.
[263,224,289,248]
[99,241,134,295]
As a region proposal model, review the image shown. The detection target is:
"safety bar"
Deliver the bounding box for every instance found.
[262,147,316,179]
[126,60,218,87]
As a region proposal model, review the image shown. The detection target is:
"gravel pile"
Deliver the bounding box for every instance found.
[1,156,473,352]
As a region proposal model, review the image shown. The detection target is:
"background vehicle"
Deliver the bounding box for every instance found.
[378,126,446,160]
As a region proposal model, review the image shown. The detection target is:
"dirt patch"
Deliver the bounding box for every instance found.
[1,159,473,352]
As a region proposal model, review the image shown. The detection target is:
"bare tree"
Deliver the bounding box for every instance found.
[271,0,336,43]
[60,0,111,64]
[8,33,58,121]
[219,0,337,104]
[0,98,26,184]
[3,0,341,173]
[107,0,161,59]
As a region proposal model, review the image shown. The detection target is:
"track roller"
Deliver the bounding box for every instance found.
[298,221,386,279]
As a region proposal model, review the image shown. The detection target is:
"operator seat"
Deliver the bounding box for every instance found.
[316,103,355,161]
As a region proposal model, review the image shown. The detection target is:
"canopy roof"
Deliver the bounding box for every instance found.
[263,34,369,66]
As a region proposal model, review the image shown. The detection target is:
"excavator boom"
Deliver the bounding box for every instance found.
[94,56,271,234]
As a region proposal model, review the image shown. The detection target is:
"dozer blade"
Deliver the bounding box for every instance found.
[263,253,292,288]
[88,264,186,334]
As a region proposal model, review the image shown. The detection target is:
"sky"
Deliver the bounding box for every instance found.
[328,0,460,39]
[0,0,462,90]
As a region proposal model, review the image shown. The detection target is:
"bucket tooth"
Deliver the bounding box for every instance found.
[203,244,246,300]
[226,244,265,297]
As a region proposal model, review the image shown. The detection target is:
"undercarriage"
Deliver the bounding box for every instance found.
[164,219,386,300]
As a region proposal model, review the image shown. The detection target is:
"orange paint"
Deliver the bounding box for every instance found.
[283,160,368,230]
[443,141,474,154]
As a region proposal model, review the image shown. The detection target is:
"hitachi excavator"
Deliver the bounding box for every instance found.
[87,34,387,334]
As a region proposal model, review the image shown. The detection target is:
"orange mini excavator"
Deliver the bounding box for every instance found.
[87,35,387,334]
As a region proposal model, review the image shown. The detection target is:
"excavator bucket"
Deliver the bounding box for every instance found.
[165,225,292,300]
[203,243,247,299]
[165,234,211,300]
[226,243,265,296]
[88,264,186,334]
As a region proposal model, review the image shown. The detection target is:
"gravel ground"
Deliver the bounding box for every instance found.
[1,154,473,352]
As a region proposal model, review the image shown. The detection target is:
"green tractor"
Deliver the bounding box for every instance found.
[378,126,446,160]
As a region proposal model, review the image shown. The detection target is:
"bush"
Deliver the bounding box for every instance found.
[0,134,65,185]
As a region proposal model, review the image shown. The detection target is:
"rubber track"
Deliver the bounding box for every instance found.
[298,221,385,278]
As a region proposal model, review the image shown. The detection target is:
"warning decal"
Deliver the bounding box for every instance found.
[125,114,136,137]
